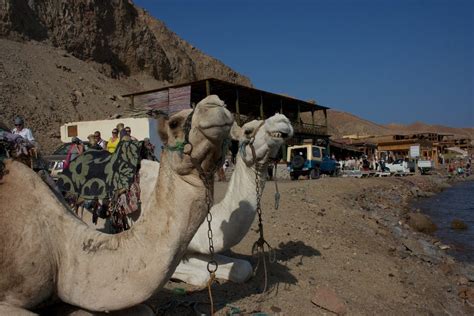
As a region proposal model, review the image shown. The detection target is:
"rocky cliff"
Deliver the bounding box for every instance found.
[0,0,251,85]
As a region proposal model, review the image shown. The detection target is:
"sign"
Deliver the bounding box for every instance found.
[410,145,420,158]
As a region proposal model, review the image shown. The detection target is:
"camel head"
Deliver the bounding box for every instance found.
[231,113,293,167]
[158,95,234,175]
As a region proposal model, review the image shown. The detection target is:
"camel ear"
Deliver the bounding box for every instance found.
[157,116,169,144]
[230,121,243,140]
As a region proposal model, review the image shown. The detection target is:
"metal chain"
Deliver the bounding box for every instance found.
[251,163,276,294]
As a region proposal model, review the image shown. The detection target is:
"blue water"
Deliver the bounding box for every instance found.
[413,181,474,262]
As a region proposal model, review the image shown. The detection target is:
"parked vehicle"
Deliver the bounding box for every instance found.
[287,144,339,180]
[417,159,434,174]
[44,142,90,180]
[385,159,410,174]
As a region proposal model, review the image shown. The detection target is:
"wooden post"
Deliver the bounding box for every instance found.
[130,95,135,108]
[206,80,210,96]
[297,104,301,124]
[280,99,283,114]
[323,109,328,128]
[311,110,315,125]
[260,94,264,119]
[235,89,241,125]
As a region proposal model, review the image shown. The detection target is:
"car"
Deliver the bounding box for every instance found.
[385,158,410,174]
[44,142,90,180]
[287,144,339,180]
[417,159,434,174]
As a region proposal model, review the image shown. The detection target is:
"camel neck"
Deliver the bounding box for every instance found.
[58,151,207,311]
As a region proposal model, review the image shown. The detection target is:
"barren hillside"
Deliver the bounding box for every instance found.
[0,0,251,153]
[0,0,471,154]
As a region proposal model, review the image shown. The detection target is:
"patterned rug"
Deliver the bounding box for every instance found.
[57,140,148,200]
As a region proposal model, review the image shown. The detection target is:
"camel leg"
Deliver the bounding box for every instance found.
[172,253,253,286]
[0,303,37,315]
[171,256,213,287]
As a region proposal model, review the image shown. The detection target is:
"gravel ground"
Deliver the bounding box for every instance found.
[149,174,474,315]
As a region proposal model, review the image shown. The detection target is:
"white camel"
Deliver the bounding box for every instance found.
[171,113,294,286]
[0,95,233,314]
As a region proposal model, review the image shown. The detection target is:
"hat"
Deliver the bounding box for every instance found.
[14,117,24,125]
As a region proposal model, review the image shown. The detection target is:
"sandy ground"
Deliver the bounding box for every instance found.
[147,174,474,315]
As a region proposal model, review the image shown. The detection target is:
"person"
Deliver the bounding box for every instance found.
[116,123,126,139]
[64,137,84,170]
[87,134,102,150]
[124,126,137,141]
[94,131,107,149]
[11,116,35,144]
[107,128,120,153]
[143,138,157,161]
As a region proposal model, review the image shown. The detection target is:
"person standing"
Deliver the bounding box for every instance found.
[94,131,107,149]
[11,116,35,143]
[124,126,137,141]
[107,128,120,153]
[64,137,84,170]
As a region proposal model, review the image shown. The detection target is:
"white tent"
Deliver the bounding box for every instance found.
[446,147,468,157]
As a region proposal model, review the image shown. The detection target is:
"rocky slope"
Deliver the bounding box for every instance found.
[0,0,251,153]
[0,0,251,86]
[0,0,470,153]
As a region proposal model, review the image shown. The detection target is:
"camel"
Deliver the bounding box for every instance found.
[0,95,234,314]
[171,113,294,286]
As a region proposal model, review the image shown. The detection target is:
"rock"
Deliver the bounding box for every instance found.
[458,276,469,286]
[74,90,84,97]
[451,219,468,230]
[438,244,450,250]
[311,287,347,315]
[458,286,474,304]
[406,212,437,234]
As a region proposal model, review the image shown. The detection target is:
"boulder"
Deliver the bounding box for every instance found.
[451,219,468,230]
[406,212,437,234]
[311,287,347,315]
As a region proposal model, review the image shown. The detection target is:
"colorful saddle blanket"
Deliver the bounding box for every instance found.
[57,140,148,200]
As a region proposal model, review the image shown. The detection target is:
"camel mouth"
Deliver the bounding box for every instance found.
[267,131,290,139]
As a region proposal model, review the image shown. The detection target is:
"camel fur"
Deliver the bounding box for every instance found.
[0,95,233,314]
[171,113,294,286]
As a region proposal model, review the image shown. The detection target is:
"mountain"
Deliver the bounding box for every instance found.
[0,0,471,153]
[323,111,474,140]
[0,0,251,152]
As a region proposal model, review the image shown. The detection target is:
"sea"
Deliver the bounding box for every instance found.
[413,180,474,262]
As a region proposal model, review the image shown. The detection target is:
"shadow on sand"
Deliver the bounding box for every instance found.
[151,240,321,315]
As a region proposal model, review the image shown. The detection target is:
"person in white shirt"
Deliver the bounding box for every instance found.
[94,131,107,149]
[11,116,35,144]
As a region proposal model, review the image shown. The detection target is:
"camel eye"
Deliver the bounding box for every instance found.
[169,120,179,129]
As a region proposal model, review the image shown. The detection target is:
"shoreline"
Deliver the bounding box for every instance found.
[39,174,474,315]
[149,174,474,315]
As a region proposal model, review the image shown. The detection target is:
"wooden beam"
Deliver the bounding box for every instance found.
[235,89,241,125]
[260,94,264,119]
[311,110,315,125]
[280,99,283,114]
[206,80,210,96]
[130,95,134,108]
[323,109,328,127]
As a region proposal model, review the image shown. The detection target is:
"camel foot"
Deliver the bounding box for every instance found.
[0,303,37,315]
[172,253,253,286]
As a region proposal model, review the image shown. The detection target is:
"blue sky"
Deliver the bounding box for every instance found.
[133,0,473,127]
